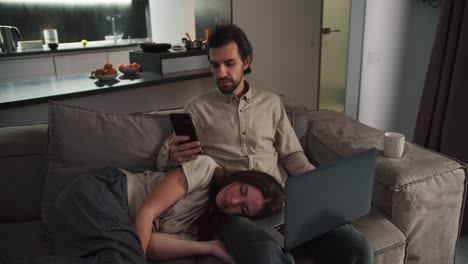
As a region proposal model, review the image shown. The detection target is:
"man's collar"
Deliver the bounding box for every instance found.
[215,81,253,104]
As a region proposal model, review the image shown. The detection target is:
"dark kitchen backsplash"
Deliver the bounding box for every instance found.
[0,0,231,44]
[0,1,148,43]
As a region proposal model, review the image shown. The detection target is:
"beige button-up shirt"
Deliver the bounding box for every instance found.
[157,85,314,185]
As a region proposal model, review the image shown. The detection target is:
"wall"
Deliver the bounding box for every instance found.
[232,0,321,110]
[148,0,196,44]
[345,0,366,119]
[359,0,440,140]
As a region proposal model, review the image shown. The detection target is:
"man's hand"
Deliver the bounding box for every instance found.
[169,135,202,166]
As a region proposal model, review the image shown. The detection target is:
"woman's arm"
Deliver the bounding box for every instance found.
[147,233,235,264]
[134,167,188,254]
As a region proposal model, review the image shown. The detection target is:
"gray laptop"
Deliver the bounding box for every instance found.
[254,148,377,250]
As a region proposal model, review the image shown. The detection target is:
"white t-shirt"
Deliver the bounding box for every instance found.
[121,155,219,240]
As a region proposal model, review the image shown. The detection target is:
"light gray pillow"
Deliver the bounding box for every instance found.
[42,101,173,224]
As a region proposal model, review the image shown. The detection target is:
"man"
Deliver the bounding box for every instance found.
[157,24,372,264]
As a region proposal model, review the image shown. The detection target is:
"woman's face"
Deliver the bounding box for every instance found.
[215,182,265,217]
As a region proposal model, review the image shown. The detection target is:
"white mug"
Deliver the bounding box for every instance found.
[43,29,59,44]
[383,132,405,159]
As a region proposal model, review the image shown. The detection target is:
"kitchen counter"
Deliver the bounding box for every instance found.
[0,39,147,59]
[0,68,211,110]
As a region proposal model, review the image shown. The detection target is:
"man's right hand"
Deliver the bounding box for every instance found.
[169,135,202,166]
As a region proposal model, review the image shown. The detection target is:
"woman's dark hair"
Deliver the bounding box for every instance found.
[194,167,283,241]
[207,24,253,74]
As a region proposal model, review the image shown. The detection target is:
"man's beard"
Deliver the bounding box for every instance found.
[216,77,241,94]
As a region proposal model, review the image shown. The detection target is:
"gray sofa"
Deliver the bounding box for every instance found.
[0,99,466,264]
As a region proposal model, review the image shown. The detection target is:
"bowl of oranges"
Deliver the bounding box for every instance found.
[118,62,141,76]
[93,63,118,81]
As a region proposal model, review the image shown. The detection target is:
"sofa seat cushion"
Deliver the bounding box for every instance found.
[292,207,407,264]
[0,212,406,264]
[352,208,407,264]
[0,220,48,264]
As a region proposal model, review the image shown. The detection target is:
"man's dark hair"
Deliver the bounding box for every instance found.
[207,24,253,74]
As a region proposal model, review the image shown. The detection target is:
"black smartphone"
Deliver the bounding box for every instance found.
[169,113,199,143]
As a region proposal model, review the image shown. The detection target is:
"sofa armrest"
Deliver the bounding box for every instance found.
[305,110,466,264]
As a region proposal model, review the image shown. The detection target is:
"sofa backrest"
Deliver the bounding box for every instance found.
[0,97,310,224]
[278,95,310,148]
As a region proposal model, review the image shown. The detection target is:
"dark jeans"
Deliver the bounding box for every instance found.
[219,215,373,264]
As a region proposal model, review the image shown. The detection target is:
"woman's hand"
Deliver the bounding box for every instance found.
[205,240,236,264]
[169,135,202,166]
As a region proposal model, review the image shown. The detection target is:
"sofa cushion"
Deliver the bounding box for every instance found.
[305,110,383,165]
[291,207,407,264]
[352,208,407,264]
[279,95,310,150]
[0,124,48,222]
[41,102,173,224]
[0,221,48,263]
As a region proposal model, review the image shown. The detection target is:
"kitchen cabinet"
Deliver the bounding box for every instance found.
[0,57,55,82]
[55,47,136,76]
[54,52,107,76]
[0,45,137,82]
[129,50,209,76]
[108,49,133,66]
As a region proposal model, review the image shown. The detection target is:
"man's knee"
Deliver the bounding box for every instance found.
[311,224,373,264]
[349,233,373,264]
[219,216,294,264]
[337,226,373,264]
[234,240,294,264]
[219,215,272,241]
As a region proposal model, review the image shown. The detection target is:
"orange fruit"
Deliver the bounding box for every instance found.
[95,68,105,75]
[103,63,113,70]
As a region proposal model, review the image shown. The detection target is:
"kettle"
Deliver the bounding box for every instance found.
[0,25,21,53]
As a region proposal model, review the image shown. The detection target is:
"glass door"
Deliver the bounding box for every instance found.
[319,0,350,112]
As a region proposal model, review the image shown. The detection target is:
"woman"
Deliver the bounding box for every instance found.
[48,155,283,264]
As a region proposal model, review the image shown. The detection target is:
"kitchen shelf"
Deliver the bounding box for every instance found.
[0,41,142,59]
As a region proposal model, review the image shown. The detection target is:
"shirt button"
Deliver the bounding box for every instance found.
[239,109,243,112]
[244,155,248,157]
[242,131,246,135]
